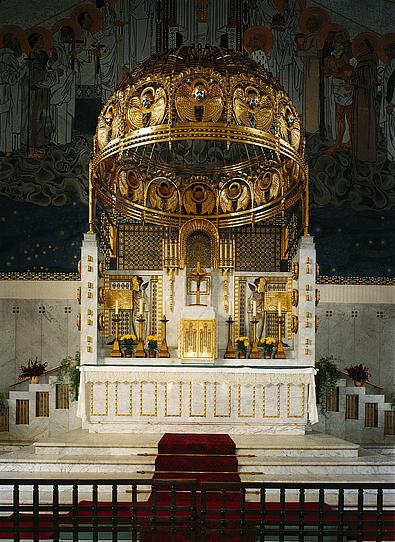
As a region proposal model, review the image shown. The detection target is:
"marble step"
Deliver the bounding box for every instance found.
[32,431,360,459]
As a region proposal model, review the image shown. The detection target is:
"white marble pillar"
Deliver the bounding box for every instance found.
[80,232,99,365]
[292,236,316,365]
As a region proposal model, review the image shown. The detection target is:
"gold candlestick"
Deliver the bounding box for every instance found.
[275,315,286,359]
[135,314,146,357]
[249,317,259,359]
[224,316,235,359]
[111,313,122,357]
[159,314,170,358]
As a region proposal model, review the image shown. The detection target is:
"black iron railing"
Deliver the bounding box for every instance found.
[0,478,393,541]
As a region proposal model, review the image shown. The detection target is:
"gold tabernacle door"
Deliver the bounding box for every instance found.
[180,319,215,359]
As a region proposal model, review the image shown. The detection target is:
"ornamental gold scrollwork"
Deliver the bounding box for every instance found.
[278,99,301,151]
[98,287,106,305]
[118,170,144,203]
[315,316,319,333]
[292,262,299,280]
[183,183,216,215]
[126,85,167,131]
[254,168,283,205]
[175,77,224,122]
[77,287,81,305]
[315,289,320,306]
[233,85,273,130]
[97,98,123,151]
[291,315,298,334]
[76,313,81,331]
[219,179,251,212]
[292,289,299,307]
[148,178,179,212]
[98,313,105,332]
[98,260,106,278]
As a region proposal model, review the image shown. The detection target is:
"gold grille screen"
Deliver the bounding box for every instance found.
[118,223,163,270]
[233,226,281,272]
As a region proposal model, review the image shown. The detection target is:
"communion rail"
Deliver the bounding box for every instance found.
[0,478,393,541]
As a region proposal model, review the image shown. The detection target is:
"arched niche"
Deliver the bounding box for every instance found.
[179,218,219,269]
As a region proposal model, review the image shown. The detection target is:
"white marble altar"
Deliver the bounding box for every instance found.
[77,364,318,434]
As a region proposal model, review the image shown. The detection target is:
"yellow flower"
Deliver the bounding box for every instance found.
[146,335,158,341]
[120,334,136,341]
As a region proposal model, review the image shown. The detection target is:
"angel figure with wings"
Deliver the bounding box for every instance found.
[175,78,224,122]
[233,86,273,130]
[278,102,301,151]
[219,180,251,213]
[127,85,166,130]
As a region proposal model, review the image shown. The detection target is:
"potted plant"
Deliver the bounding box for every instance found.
[19,358,47,383]
[315,356,340,414]
[344,364,370,387]
[260,337,277,359]
[146,335,158,357]
[120,334,136,357]
[235,337,249,359]
[57,353,80,400]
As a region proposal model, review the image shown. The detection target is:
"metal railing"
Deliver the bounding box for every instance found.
[0,478,393,541]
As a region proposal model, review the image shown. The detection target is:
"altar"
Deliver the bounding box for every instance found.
[77,46,318,437]
[78,362,317,434]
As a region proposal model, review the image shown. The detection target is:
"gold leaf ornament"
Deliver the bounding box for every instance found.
[175,79,224,122]
[233,86,273,130]
[126,86,167,130]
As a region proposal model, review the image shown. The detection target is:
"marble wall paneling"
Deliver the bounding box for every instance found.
[0,299,18,388]
[378,306,395,396]
[41,301,68,368]
[15,300,42,368]
[67,299,81,358]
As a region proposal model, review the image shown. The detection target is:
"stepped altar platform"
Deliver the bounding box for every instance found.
[77,362,318,434]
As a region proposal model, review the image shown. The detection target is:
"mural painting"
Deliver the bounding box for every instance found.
[0,0,393,277]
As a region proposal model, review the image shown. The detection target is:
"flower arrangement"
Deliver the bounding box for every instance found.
[19,358,47,380]
[57,353,80,400]
[344,364,370,383]
[260,337,277,356]
[120,334,136,352]
[235,336,249,353]
[146,335,159,351]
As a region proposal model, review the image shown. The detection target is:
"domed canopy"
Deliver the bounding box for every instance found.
[91,45,307,229]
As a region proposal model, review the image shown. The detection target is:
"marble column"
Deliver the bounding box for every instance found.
[292,236,316,365]
[80,233,99,365]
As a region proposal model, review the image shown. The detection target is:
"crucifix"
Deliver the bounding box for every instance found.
[190,260,208,306]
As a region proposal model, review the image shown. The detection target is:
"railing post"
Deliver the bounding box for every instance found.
[377,488,383,542]
[72,484,79,542]
[337,488,345,542]
[53,483,59,542]
[33,483,39,542]
[259,487,266,542]
[13,483,20,542]
[357,488,364,542]
[112,483,118,542]
[279,487,286,542]
[298,488,305,542]
[318,487,324,542]
[92,483,98,542]
[131,483,138,542]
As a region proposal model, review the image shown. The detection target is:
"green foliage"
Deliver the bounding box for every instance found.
[0,393,8,413]
[57,353,80,401]
[391,393,395,410]
[315,356,340,415]
[19,358,47,379]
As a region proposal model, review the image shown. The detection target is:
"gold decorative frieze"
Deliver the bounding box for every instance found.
[213,383,231,417]
[262,384,281,418]
[90,382,109,417]
[189,382,207,417]
[287,383,305,418]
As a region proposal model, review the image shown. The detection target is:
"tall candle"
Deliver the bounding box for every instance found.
[229,301,232,316]
[115,299,119,315]
[139,297,144,315]
[252,300,257,317]
[278,301,281,316]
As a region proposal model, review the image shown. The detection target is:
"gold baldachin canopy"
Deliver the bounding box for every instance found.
[91,45,307,229]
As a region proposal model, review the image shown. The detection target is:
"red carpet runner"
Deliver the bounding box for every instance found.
[0,433,393,540]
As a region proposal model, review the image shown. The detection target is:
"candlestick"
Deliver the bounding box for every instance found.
[275,314,286,359]
[224,316,235,359]
[159,314,170,358]
[249,316,259,359]
[111,313,122,357]
[134,314,146,357]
